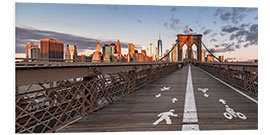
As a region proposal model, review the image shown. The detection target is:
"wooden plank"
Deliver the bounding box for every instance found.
[57,64,258,132]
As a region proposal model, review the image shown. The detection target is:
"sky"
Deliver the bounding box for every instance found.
[15,3,258,61]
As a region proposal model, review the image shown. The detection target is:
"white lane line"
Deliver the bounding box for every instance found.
[199,67,258,104]
[182,65,199,131]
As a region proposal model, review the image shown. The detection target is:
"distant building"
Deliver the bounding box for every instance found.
[109,43,117,55]
[30,47,40,60]
[219,55,224,62]
[92,43,102,62]
[207,54,214,62]
[103,44,112,62]
[149,43,153,57]
[201,50,205,62]
[96,42,101,52]
[65,44,77,62]
[164,49,170,62]
[141,49,147,56]
[116,40,121,59]
[25,43,38,58]
[158,34,162,58]
[155,47,159,61]
[78,54,86,62]
[122,54,128,62]
[127,54,132,62]
[149,56,153,62]
[128,43,135,56]
[40,38,64,61]
[92,51,101,62]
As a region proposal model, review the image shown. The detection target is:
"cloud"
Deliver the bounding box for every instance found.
[208,47,234,53]
[210,39,217,42]
[107,5,119,11]
[240,23,250,28]
[136,19,142,23]
[229,24,258,47]
[221,25,242,33]
[235,44,241,49]
[209,23,257,53]
[210,32,218,37]
[220,32,226,36]
[250,24,258,32]
[15,26,129,54]
[225,57,237,60]
[163,15,181,31]
[183,25,190,34]
[214,7,257,24]
[203,29,212,35]
[208,42,236,53]
[201,26,206,30]
[171,7,177,12]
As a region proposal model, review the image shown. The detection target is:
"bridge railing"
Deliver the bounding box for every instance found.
[196,62,258,96]
[16,62,183,133]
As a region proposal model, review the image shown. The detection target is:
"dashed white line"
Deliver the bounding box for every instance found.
[182,65,199,131]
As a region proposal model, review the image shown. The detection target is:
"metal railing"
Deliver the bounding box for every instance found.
[16,62,182,133]
[196,62,258,96]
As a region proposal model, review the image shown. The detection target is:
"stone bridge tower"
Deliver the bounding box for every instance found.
[176,34,202,62]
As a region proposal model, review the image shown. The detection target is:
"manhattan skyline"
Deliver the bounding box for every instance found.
[16,3,258,61]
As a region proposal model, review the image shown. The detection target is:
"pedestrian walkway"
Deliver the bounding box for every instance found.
[57,64,257,132]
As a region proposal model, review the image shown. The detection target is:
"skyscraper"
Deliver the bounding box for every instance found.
[40,38,64,61]
[158,34,162,58]
[149,43,153,57]
[164,49,170,62]
[25,43,38,58]
[96,42,101,52]
[92,42,102,62]
[207,54,214,62]
[117,40,121,58]
[103,44,113,62]
[201,50,205,62]
[219,55,224,62]
[141,49,147,56]
[155,47,159,61]
[65,44,77,62]
[79,54,86,62]
[30,47,40,60]
[128,43,135,56]
[109,43,117,55]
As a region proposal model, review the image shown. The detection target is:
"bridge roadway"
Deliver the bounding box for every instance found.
[57,64,258,132]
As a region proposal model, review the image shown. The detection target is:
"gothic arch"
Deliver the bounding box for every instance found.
[176,34,202,62]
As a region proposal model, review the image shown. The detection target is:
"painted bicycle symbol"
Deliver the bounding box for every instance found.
[223,105,247,120]
[219,99,247,120]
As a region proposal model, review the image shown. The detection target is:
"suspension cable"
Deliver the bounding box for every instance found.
[157,43,177,62]
[158,36,221,62]
[201,41,221,62]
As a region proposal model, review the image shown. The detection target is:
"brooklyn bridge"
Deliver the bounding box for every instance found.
[15,34,258,133]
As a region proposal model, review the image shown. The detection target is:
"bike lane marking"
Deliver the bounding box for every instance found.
[182,65,199,131]
[219,98,247,120]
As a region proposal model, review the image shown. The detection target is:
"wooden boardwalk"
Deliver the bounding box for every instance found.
[57,65,258,132]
